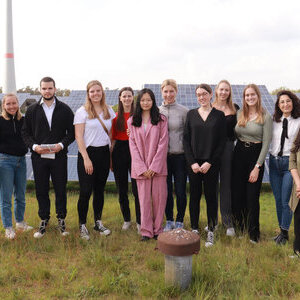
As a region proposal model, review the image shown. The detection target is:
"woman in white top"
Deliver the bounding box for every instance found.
[269,90,300,245]
[74,80,116,240]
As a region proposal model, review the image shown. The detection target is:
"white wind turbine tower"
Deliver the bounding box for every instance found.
[3,0,16,94]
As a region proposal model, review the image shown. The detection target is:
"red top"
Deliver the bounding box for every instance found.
[111,112,131,141]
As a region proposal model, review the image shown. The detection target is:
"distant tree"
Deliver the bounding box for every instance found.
[20,98,37,114]
[17,86,40,94]
[56,88,71,97]
[271,87,300,95]
[16,87,70,97]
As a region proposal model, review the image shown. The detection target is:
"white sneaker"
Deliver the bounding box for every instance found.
[16,221,33,232]
[122,221,131,231]
[249,239,258,244]
[164,220,175,232]
[175,221,184,229]
[94,220,111,236]
[226,227,236,237]
[204,225,218,232]
[79,224,90,241]
[191,229,200,235]
[5,227,16,239]
[136,224,141,234]
[205,231,214,247]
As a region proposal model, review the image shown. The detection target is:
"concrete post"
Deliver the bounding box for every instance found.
[157,228,200,290]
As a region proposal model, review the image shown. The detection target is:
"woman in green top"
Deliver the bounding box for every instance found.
[289,135,300,257]
[231,84,272,243]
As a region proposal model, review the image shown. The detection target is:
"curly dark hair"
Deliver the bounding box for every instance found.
[131,88,162,127]
[273,90,300,122]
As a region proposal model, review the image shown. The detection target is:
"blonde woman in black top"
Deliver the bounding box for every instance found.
[183,84,226,247]
[212,80,238,236]
[0,94,32,239]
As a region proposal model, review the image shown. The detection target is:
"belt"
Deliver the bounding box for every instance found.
[238,140,262,148]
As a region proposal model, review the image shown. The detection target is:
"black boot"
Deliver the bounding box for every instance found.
[276,228,289,245]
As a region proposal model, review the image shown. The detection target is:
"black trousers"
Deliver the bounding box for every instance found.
[231,141,264,241]
[77,146,110,224]
[165,153,187,223]
[188,161,219,231]
[294,202,300,252]
[112,140,140,224]
[218,140,234,227]
[31,154,67,220]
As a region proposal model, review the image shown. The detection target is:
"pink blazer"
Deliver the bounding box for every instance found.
[127,115,168,179]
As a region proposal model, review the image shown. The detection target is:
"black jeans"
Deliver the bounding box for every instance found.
[112,140,140,224]
[188,160,219,231]
[294,202,300,252]
[31,154,67,220]
[165,153,187,223]
[77,146,110,224]
[231,140,264,241]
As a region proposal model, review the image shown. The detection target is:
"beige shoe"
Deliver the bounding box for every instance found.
[5,227,16,239]
[16,221,33,231]
[122,221,131,230]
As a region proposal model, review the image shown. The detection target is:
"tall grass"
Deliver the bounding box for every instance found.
[0,189,299,299]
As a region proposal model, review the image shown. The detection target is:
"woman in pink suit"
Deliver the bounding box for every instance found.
[128,88,168,241]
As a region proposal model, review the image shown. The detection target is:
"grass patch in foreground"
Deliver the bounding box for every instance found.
[0,191,299,299]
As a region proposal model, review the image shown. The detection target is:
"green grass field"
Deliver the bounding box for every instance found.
[0,188,299,299]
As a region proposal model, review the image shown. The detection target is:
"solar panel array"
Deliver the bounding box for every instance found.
[1,84,276,182]
[144,84,275,113]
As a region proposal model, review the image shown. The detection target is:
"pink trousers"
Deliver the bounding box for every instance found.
[136,176,167,238]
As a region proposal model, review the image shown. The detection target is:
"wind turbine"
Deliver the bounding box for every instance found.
[3,0,16,94]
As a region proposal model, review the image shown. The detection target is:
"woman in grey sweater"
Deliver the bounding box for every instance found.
[159,79,188,231]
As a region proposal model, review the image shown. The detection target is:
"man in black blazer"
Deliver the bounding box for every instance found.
[22,77,75,238]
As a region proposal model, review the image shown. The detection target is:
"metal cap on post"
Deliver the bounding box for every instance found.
[3,0,17,94]
[157,229,200,290]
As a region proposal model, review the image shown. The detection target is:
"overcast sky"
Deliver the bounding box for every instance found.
[1,0,300,92]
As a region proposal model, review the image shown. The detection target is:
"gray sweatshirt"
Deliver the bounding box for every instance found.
[159,102,188,154]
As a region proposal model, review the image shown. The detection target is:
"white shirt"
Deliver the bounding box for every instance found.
[269,116,300,157]
[41,98,56,128]
[74,106,116,148]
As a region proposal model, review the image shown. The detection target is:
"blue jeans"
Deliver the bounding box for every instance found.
[165,154,187,222]
[269,154,293,230]
[0,153,27,228]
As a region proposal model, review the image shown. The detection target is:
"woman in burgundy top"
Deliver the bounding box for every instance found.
[111,87,141,233]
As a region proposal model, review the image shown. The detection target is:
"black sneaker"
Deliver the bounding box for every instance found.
[58,218,69,236]
[141,236,150,242]
[33,219,48,239]
[94,220,111,236]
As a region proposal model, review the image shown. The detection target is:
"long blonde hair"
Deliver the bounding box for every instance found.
[237,84,265,127]
[84,80,110,120]
[1,93,22,120]
[212,79,236,114]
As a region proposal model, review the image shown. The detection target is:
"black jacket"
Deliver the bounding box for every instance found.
[0,115,27,156]
[22,97,75,157]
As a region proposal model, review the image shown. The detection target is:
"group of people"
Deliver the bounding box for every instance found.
[0,76,299,257]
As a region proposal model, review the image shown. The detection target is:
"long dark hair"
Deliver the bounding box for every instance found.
[273,90,300,122]
[132,88,162,127]
[116,87,134,132]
